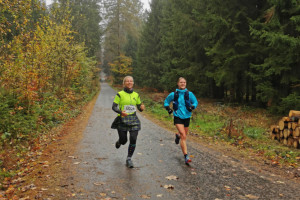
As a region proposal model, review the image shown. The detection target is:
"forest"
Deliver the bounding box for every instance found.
[103,0,299,115]
[0,0,299,164]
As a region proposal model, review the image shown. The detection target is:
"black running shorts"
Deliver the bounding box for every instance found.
[174,116,190,127]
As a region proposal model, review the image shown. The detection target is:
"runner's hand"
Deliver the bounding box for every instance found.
[167,108,173,115]
[165,106,173,115]
[187,105,195,112]
[121,110,128,117]
[140,103,145,111]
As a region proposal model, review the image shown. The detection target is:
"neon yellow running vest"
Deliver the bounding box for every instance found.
[113,90,141,115]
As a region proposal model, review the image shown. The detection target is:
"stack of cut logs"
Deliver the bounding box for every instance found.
[270,110,300,148]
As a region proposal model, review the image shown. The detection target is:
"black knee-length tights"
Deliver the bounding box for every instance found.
[117,130,138,145]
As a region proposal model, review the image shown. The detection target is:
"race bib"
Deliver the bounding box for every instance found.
[124,105,136,113]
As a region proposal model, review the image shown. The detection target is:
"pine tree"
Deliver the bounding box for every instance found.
[249,0,300,111]
[102,0,143,80]
[135,0,165,89]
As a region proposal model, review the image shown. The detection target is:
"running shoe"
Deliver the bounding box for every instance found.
[126,159,134,168]
[175,134,180,144]
[184,154,192,164]
[115,140,121,149]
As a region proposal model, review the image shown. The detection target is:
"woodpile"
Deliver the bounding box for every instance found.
[270,110,300,148]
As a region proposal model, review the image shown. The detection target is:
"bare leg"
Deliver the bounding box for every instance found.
[184,127,189,135]
[176,124,187,155]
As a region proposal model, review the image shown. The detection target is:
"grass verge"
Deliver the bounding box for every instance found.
[135,87,300,169]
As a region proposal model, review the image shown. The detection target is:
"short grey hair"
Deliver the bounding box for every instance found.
[123,76,134,85]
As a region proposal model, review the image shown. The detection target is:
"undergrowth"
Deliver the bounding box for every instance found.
[135,88,300,167]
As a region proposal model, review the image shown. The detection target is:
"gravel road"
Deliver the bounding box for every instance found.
[69,81,299,200]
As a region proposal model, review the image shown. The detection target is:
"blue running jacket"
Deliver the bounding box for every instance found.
[164,88,198,119]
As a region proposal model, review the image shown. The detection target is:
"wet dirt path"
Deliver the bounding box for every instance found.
[70,82,300,200]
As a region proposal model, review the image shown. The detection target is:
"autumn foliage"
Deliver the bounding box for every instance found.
[0,1,99,145]
[109,54,133,84]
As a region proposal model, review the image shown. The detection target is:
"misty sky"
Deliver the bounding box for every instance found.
[45,0,151,11]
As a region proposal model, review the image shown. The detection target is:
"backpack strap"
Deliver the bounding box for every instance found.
[173,89,191,111]
[184,90,192,110]
[184,90,189,100]
[173,90,179,111]
[174,90,179,101]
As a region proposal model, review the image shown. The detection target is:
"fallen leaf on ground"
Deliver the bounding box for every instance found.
[165,175,178,180]
[67,193,76,197]
[157,194,163,197]
[140,194,151,199]
[276,181,285,184]
[245,194,259,199]
[224,186,231,191]
[19,196,30,200]
[73,162,80,165]
[21,184,36,192]
[94,182,105,186]
[99,193,106,197]
[5,185,15,195]
[163,185,174,189]
[191,172,197,175]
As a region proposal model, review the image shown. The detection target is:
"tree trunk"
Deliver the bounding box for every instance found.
[291,122,298,130]
[251,81,256,102]
[280,138,284,144]
[289,129,293,137]
[279,130,283,138]
[287,137,294,147]
[271,134,276,140]
[283,129,289,138]
[288,110,300,118]
[270,125,279,133]
[279,117,290,130]
[294,127,300,137]
[246,77,250,102]
[293,139,299,148]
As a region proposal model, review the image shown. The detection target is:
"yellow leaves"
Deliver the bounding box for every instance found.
[17,106,24,110]
[109,54,133,83]
[5,185,15,196]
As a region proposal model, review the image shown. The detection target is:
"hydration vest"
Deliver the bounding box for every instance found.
[173,90,192,111]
